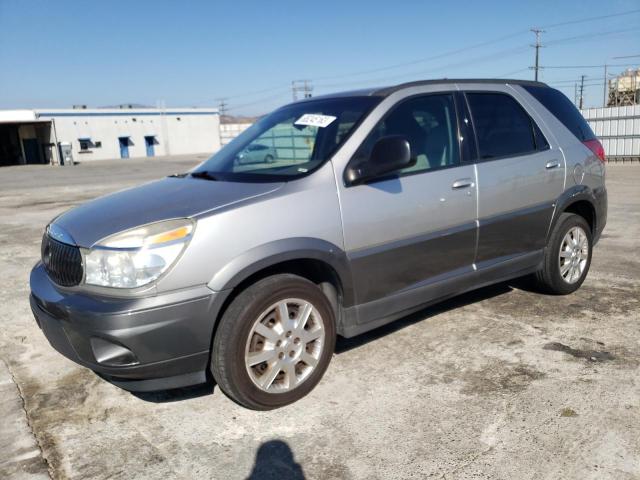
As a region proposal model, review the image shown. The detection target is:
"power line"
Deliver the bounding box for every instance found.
[545,26,640,47]
[613,54,640,59]
[312,8,640,83]
[538,8,640,29]
[191,10,640,113]
[314,45,531,90]
[497,68,531,77]
[539,62,638,69]
[312,31,528,81]
[225,91,291,112]
[313,26,637,93]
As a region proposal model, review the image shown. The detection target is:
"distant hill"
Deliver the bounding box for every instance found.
[220,114,261,124]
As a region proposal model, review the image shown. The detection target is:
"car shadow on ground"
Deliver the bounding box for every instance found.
[131,380,215,403]
[133,279,537,403]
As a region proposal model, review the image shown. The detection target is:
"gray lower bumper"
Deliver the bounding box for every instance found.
[29,263,222,392]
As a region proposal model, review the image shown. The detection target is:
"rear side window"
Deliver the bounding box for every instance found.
[522,85,596,142]
[466,93,536,159]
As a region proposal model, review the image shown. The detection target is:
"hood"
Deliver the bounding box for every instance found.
[53,176,283,247]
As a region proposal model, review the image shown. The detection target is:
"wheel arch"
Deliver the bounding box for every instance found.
[207,238,354,331]
[548,185,598,241]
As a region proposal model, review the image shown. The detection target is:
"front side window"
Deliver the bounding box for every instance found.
[466,93,537,159]
[351,94,460,176]
[194,97,380,182]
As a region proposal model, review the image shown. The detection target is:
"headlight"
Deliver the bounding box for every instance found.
[84,219,194,288]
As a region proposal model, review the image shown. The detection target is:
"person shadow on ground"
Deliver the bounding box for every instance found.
[246,439,306,480]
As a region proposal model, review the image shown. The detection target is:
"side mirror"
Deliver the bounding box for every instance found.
[345,135,414,185]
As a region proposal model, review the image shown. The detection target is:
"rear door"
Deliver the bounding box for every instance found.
[463,87,564,266]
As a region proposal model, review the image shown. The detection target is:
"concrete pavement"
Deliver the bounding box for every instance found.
[0,158,638,479]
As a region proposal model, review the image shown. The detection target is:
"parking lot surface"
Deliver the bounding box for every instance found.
[1,157,638,480]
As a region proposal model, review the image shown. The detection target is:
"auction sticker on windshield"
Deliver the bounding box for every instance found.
[294,114,337,128]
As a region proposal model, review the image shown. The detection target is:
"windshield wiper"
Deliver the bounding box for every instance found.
[189,171,218,181]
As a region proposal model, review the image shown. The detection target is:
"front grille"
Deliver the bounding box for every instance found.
[41,234,83,287]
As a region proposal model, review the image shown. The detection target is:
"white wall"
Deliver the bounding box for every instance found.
[36,108,220,161]
[581,105,640,160]
[220,122,252,146]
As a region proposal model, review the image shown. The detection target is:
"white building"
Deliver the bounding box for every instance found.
[0,107,220,166]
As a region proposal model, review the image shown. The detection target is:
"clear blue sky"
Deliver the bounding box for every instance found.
[1,0,639,115]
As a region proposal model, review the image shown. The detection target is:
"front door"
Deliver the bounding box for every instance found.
[119,137,129,159]
[337,93,478,314]
[145,136,155,157]
[464,91,565,266]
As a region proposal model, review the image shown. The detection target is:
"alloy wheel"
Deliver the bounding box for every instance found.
[558,226,589,284]
[244,298,325,393]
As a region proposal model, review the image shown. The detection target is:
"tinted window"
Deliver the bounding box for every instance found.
[467,93,536,159]
[352,94,460,175]
[523,85,596,142]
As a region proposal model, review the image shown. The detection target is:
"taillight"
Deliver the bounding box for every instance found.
[583,139,606,163]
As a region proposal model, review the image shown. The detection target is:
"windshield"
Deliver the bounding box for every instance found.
[193,96,380,182]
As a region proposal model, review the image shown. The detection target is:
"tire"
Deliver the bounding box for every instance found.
[534,212,592,295]
[264,154,275,163]
[211,274,336,410]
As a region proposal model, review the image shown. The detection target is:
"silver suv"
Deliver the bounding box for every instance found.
[30,79,607,409]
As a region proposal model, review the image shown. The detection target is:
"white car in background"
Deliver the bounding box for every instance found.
[235,144,277,165]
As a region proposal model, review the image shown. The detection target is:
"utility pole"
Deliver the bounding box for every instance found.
[603,64,608,107]
[579,75,586,110]
[530,28,544,81]
[217,98,228,116]
[292,80,313,101]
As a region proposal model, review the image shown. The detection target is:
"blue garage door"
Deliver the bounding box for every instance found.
[118,137,129,159]
[144,136,155,157]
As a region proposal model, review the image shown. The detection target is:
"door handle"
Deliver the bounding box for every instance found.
[545,160,561,169]
[452,178,475,189]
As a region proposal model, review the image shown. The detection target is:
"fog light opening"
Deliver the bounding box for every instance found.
[90,337,139,367]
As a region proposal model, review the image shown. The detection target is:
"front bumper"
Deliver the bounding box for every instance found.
[29,263,223,392]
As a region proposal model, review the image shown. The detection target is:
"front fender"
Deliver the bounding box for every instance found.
[207,238,356,306]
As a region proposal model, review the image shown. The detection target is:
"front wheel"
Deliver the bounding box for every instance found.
[534,212,592,294]
[211,274,336,410]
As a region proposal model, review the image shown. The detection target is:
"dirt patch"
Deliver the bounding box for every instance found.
[560,407,578,417]
[460,362,546,396]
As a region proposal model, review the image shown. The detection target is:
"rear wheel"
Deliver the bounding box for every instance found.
[264,154,275,163]
[534,213,592,294]
[211,274,336,410]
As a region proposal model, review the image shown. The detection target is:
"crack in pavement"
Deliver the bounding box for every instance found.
[1,357,53,479]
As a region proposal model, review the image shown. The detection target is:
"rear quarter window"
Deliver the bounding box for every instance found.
[522,85,596,142]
